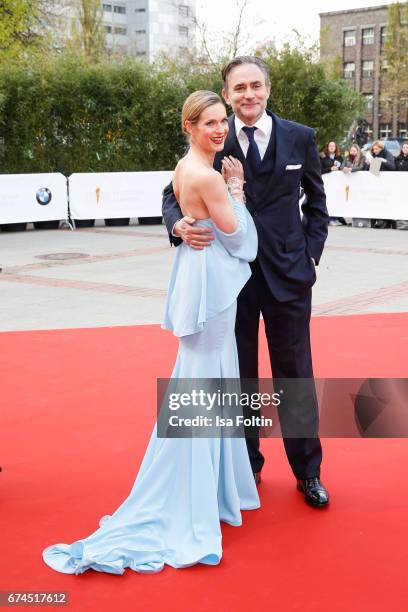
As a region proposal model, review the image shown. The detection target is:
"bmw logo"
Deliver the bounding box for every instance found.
[36,188,52,205]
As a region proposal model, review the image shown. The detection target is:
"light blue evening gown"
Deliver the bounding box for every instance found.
[42,194,260,575]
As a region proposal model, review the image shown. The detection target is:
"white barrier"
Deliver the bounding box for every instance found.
[0,173,68,224]
[1,170,406,226]
[68,171,173,220]
[323,172,407,220]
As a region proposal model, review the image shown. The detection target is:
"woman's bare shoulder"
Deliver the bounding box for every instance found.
[173,157,186,181]
[194,167,225,191]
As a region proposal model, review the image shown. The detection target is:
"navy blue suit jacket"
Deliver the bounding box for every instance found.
[162,111,328,302]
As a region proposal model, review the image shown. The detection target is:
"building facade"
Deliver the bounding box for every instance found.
[101,0,196,59]
[320,4,407,141]
[54,0,196,61]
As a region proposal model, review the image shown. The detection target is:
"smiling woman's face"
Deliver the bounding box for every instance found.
[185,102,229,153]
[222,63,271,126]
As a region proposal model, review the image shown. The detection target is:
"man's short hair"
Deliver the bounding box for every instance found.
[222,56,270,89]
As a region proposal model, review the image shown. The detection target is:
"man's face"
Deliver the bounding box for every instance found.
[222,63,271,126]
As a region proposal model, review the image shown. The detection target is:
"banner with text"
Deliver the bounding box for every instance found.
[68,171,173,220]
[323,172,407,220]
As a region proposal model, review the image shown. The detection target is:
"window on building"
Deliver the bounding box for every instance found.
[135,8,146,12]
[114,5,126,14]
[343,30,356,46]
[135,51,147,56]
[114,26,127,35]
[362,28,374,45]
[179,4,189,17]
[399,123,407,138]
[104,25,112,33]
[381,58,389,72]
[179,26,189,37]
[364,123,373,138]
[380,26,388,46]
[103,3,112,12]
[343,62,355,79]
[363,93,374,110]
[135,29,146,34]
[380,123,392,138]
[362,60,374,77]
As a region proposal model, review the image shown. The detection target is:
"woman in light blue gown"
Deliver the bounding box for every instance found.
[42,91,260,575]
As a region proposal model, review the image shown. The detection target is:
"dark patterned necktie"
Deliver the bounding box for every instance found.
[242,126,262,173]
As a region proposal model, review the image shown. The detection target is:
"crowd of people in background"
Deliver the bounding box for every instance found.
[320,140,408,230]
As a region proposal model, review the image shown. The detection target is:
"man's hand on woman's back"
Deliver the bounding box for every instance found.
[173,217,214,250]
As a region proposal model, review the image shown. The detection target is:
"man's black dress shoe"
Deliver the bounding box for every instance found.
[297,477,329,508]
[254,471,261,486]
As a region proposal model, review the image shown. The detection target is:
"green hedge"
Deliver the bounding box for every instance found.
[0,51,361,175]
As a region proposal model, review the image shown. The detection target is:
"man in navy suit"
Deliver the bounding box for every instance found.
[162,56,329,507]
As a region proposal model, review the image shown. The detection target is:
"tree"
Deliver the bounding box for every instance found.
[194,0,265,65]
[68,0,105,60]
[0,0,39,58]
[262,42,363,148]
[0,1,67,61]
[381,1,408,136]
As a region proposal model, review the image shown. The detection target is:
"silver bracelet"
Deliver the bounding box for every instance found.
[229,188,246,204]
[226,177,245,191]
[227,177,246,204]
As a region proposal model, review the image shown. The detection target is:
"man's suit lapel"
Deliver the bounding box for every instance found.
[268,111,296,185]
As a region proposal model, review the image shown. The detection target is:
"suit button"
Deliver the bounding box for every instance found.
[253,211,258,216]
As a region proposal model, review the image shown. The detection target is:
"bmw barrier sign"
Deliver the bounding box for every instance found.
[36,188,52,205]
[0,173,67,224]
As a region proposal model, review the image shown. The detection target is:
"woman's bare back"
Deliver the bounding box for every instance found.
[173,155,219,220]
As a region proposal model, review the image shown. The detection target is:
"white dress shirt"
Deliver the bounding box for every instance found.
[235,111,273,160]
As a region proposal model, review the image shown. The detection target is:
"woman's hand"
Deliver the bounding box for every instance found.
[221,156,244,182]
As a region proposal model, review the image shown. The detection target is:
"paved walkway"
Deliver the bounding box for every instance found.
[1,221,407,331]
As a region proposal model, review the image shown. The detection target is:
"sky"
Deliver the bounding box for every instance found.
[196,0,395,55]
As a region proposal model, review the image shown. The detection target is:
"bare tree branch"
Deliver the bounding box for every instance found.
[231,0,249,57]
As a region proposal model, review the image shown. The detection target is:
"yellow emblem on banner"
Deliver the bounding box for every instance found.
[345,185,350,202]
[96,187,101,204]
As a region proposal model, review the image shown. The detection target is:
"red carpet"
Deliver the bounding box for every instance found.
[1,312,407,611]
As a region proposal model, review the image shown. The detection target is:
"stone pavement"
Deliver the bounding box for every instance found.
[0,221,407,332]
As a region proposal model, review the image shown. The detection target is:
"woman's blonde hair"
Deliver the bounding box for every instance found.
[371,140,385,152]
[181,90,223,139]
[348,143,362,166]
